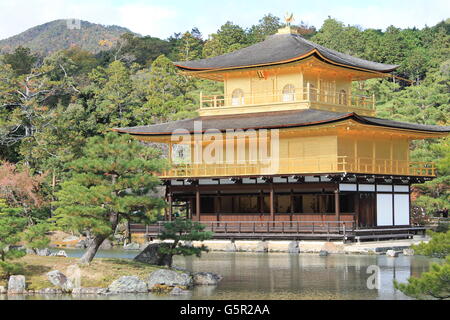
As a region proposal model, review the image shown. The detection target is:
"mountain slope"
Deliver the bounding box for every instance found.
[0,19,134,54]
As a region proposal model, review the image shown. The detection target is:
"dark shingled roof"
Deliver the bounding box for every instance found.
[175,33,398,73]
[114,109,450,135]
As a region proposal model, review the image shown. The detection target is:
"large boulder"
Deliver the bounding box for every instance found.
[99,239,113,250]
[47,270,74,292]
[108,276,148,293]
[319,250,329,256]
[134,243,172,266]
[193,272,223,286]
[148,269,193,289]
[403,248,415,256]
[0,286,6,294]
[8,275,26,294]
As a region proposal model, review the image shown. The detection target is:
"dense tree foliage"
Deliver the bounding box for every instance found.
[394,231,449,299]
[52,132,166,263]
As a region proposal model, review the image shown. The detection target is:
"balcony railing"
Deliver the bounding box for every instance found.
[161,156,435,178]
[200,85,375,112]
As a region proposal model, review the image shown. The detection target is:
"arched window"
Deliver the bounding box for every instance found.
[282,84,295,102]
[338,89,347,105]
[231,89,245,106]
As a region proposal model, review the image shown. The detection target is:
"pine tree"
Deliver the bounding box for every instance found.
[53,132,167,264]
[158,218,213,267]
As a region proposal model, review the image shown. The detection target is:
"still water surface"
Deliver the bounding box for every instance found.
[13,249,439,300]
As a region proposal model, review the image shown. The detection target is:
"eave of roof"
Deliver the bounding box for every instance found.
[113,110,450,136]
[174,33,398,74]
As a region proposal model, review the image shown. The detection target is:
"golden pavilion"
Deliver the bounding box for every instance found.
[115,24,449,241]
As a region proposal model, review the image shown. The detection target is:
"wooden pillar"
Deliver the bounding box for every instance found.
[195,187,201,222]
[334,188,340,222]
[270,184,275,222]
[290,189,294,222]
[216,191,221,222]
[168,192,173,221]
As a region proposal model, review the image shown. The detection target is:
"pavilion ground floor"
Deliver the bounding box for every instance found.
[131,174,429,242]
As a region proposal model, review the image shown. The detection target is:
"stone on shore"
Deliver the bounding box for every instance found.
[193,272,223,286]
[8,275,26,294]
[47,270,74,292]
[72,287,103,295]
[148,269,193,289]
[0,286,6,294]
[108,276,148,293]
[386,250,399,257]
[99,239,113,250]
[134,243,172,266]
[403,248,414,256]
[37,288,63,294]
[288,241,300,254]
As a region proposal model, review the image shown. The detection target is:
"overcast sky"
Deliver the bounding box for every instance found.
[0,0,449,40]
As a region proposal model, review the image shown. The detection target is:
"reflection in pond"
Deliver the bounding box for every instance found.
[4,250,437,300]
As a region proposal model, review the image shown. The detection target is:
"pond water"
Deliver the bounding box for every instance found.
[7,249,438,300]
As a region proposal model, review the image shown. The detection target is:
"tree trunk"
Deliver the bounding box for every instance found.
[79,212,119,264]
[79,234,107,264]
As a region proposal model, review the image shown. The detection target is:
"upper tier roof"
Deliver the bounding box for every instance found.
[114,109,450,136]
[174,33,399,73]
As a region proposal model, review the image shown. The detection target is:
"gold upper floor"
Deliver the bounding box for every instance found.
[195,57,379,117]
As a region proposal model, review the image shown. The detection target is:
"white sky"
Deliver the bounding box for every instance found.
[0,0,448,40]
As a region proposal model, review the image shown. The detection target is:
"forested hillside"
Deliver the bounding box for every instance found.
[0,14,448,222]
[0,20,132,55]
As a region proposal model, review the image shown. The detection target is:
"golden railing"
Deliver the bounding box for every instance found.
[161,156,435,178]
[200,86,375,111]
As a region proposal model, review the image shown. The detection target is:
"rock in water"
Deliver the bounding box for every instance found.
[403,248,414,256]
[123,242,140,250]
[193,272,223,285]
[0,286,6,294]
[170,286,190,295]
[288,241,300,254]
[386,250,399,257]
[319,250,329,256]
[225,242,237,252]
[47,270,74,292]
[134,243,172,266]
[108,276,148,293]
[148,269,193,289]
[8,275,26,294]
[255,241,268,253]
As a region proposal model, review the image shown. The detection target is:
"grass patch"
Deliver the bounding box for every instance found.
[4,255,161,290]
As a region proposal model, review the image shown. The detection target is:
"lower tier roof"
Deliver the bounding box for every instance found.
[114,109,450,135]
